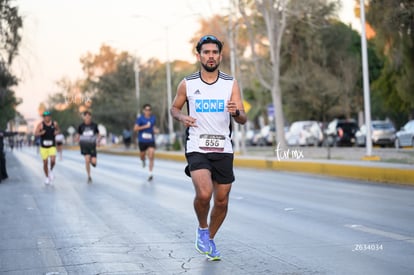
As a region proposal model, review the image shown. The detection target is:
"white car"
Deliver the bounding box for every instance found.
[285,121,323,146]
[355,120,396,147]
[395,120,414,148]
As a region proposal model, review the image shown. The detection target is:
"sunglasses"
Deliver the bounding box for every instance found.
[198,35,219,43]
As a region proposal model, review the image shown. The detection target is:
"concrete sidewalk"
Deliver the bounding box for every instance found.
[97,145,414,186]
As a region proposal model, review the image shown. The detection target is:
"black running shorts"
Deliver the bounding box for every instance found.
[139,142,155,152]
[185,152,235,184]
[80,142,97,157]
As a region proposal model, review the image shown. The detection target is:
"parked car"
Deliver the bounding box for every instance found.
[245,129,260,146]
[395,120,414,148]
[355,120,396,147]
[155,133,170,148]
[252,125,276,146]
[324,119,359,147]
[285,120,323,146]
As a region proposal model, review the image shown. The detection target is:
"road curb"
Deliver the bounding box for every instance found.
[98,148,414,186]
[234,158,414,186]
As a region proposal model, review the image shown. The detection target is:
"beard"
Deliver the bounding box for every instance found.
[201,62,219,72]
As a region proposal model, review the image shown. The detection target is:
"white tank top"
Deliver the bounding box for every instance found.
[185,71,234,154]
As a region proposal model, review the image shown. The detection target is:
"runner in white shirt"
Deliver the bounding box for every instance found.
[170,35,247,261]
[55,133,64,160]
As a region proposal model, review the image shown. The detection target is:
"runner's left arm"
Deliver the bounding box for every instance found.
[227,80,247,125]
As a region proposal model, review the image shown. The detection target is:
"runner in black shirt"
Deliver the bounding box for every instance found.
[76,111,100,183]
[34,110,61,185]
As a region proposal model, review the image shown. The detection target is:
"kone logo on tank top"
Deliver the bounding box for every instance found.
[195,99,225,112]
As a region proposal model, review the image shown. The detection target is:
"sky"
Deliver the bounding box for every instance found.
[12,0,360,121]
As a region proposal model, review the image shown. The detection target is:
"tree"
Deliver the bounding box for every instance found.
[139,58,195,134]
[0,0,23,129]
[80,44,121,82]
[46,87,81,136]
[239,0,290,147]
[76,45,138,133]
[0,0,21,64]
[282,18,376,123]
[366,0,414,124]
[239,0,342,146]
[87,52,137,134]
[0,62,20,129]
[55,43,196,137]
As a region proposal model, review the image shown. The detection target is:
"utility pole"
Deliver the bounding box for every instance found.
[134,59,140,117]
[359,0,375,159]
[228,0,245,154]
[165,26,174,146]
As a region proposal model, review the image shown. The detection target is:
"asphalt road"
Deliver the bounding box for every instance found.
[1,148,413,275]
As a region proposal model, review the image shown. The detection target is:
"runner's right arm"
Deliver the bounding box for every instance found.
[34,123,45,136]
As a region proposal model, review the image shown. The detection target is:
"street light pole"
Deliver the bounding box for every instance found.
[165,27,174,145]
[134,58,140,116]
[228,3,240,154]
[359,0,373,158]
[228,0,246,155]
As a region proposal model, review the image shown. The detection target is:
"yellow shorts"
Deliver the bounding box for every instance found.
[40,146,57,160]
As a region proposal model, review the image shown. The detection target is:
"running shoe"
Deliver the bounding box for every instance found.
[195,228,210,254]
[206,239,221,261]
[87,177,92,184]
[142,159,146,168]
[44,177,50,185]
[147,174,153,181]
[49,170,54,181]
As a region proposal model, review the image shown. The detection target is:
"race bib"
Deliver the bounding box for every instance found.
[43,140,53,146]
[83,130,94,136]
[142,133,152,139]
[80,135,96,144]
[198,134,225,152]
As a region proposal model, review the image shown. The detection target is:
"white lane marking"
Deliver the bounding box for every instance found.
[345,224,414,245]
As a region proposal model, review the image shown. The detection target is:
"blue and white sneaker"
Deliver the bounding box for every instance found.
[195,228,210,254]
[206,239,221,261]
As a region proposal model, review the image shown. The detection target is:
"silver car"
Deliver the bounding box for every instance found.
[395,120,414,148]
[285,121,323,146]
[355,120,396,147]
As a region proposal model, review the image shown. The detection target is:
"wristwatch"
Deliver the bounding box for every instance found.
[231,109,240,117]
